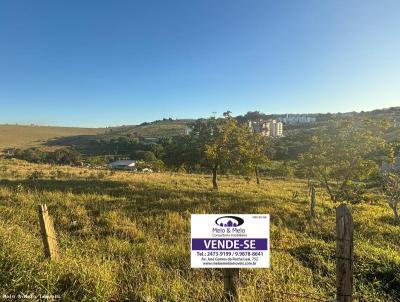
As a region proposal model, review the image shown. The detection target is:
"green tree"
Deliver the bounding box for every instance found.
[300,119,390,202]
[203,112,239,189]
[134,150,157,162]
[14,148,45,163]
[182,112,270,189]
[49,148,82,165]
[239,127,270,184]
[382,171,400,224]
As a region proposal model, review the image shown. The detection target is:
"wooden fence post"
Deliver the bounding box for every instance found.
[336,204,353,302]
[223,268,239,302]
[38,204,59,260]
[310,186,316,218]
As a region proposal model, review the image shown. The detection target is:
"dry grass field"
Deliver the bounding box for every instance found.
[0,158,399,301]
[0,125,104,149]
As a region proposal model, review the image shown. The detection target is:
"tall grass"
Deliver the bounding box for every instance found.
[0,158,399,301]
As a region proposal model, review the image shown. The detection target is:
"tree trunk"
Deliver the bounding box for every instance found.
[323,174,335,202]
[212,163,219,190]
[393,204,399,224]
[255,166,260,185]
[310,186,316,218]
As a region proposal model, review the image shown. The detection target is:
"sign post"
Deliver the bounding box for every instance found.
[191,214,270,301]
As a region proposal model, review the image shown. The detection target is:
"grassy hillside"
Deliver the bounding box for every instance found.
[0,125,104,149]
[44,120,193,148]
[386,127,400,142]
[108,120,192,138]
[0,159,398,301]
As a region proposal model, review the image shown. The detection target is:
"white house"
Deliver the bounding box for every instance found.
[108,160,136,170]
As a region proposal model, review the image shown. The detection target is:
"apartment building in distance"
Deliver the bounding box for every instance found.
[278,114,316,125]
[269,119,283,137]
[248,119,283,137]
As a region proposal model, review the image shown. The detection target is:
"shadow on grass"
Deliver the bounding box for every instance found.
[2,177,398,300]
[290,243,335,279]
[378,214,400,227]
[0,178,311,234]
[290,244,400,300]
[45,134,99,147]
[357,260,400,300]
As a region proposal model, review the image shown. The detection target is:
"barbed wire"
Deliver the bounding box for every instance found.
[259,289,335,302]
[2,211,398,302]
[1,229,394,302]
[19,231,340,302]
[3,218,395,269]
[271,244,396,267]
[145,279,338,302]
[3,221,394,270]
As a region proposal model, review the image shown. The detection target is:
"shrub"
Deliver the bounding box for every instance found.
[97,171,106,179]
[28,170,44,180]
[262,161,295,178]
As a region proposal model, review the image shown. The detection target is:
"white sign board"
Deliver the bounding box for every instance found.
[191,214,270,268]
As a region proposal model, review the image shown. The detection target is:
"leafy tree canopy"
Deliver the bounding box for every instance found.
[300,118,391,202]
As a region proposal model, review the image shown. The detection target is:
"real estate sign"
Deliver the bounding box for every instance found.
[191,214,270,268]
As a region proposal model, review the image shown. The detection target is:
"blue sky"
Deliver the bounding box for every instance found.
[0,0,399,127]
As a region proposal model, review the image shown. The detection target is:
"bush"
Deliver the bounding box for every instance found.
[133,150,157,162]
[97,171,106,179]
[14,147,82,166]
[47,148,82,165]
[14,148,45,163]
[262,161,295,178]
[28,170,44,180]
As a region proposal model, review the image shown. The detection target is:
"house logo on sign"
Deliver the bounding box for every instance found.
[191,214,270,268]
[215,216,244,227]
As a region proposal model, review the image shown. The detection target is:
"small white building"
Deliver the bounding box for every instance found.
[183,126,192,135]
[108,160,136,170]
[278,115,316,125]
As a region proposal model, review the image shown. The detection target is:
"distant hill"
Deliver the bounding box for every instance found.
[46,119,194,148]
[0,125,104,149]
[106,119,193,138]
[0,120,194,150]
[387,127,400,142]
[2,107,399,150]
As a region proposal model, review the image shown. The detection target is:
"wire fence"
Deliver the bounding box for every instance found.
[38,233,343,301]
[1,206,396,302]
[144,281,337,302]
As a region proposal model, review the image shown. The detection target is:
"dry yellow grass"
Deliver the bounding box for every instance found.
[0,124,103,149]
[0,158,399,301]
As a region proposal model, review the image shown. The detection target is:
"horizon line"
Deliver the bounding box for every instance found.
[0,105,398,129]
